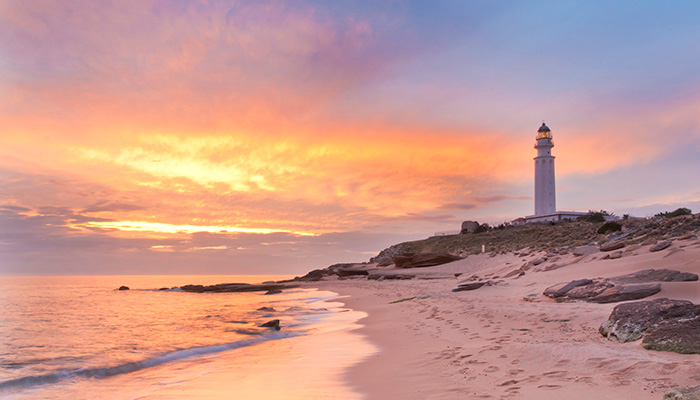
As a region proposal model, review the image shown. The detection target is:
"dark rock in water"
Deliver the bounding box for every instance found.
[118,286,129,291]
[260,319,281,331]
[180,283,298,293]
[257,307,275,312]
[453,281,492,292]
[158,287,169,291]
[392,252,462,269]
[643,316,700,354]
[665,385,700,400]
[650,240,673,252]
[264,289,283,295]
[599,298,700,343]
[611,269,698,283]
[600,241,625,252]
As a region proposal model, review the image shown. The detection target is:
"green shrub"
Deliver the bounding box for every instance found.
[598,221,622,234]
[656,208,692,218]
[578,210,610,223]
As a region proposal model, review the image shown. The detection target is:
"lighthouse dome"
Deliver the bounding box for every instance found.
[536,122,552,139]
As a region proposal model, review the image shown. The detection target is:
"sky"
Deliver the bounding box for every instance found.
[2,1,700,275]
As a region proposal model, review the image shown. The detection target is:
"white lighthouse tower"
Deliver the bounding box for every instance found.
[534,122,556,216]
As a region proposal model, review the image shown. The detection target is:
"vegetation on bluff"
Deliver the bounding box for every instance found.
[371,209,698,264]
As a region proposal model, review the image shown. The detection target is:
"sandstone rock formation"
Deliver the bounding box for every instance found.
[392,253,462,269]
[544,269,698,303]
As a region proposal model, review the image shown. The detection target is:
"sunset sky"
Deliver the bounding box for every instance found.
[2,1,700,275]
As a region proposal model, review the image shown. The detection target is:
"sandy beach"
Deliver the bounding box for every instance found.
[312,236,700,399]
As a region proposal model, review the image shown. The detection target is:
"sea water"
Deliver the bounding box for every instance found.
[0,275,368,399]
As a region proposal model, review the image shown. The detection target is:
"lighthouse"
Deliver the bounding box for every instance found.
[534,122,556,216]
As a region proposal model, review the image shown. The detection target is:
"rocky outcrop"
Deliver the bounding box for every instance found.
[650,240,673,252]
[392,252,462,269]
[544,269,697,303]
[118,286,129,291]
[180,283,298,293]
[600,298,700,354]
[260,319,281,331]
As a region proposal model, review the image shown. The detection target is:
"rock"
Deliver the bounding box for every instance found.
[611,269,698,283]
[367,272,415,280]
[264,289,283,295]
[531,257,546,266]
[572,245,598,257]
[600,241,625,252]
[665,386,700,400]
[257,307,275,312]
[650,240,673,252]
[460,220,480,234]
[260,319,281,331]
[642,317,700,354]
[180,283,298,293]
[599,298,700,343]
[453,281,493,292]
[118,286,129,291]
[641,237,657,246]
[609,250,623,259]
[587,283,661,304]
[158,287,169,291]
[336,266,374,277]
[503,269,524,278]
[543,279,593,299]
[392,252,462,269]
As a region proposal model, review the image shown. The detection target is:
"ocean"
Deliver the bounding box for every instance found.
[0,275,373,399]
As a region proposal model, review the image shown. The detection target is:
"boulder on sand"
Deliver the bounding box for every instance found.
[600,241,625,252]
[599,298,700,354]
[452,281,493,292]
[650,240,673,252]
[392,252,462,269]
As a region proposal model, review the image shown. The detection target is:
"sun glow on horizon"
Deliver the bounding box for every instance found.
[84,220,317,236]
